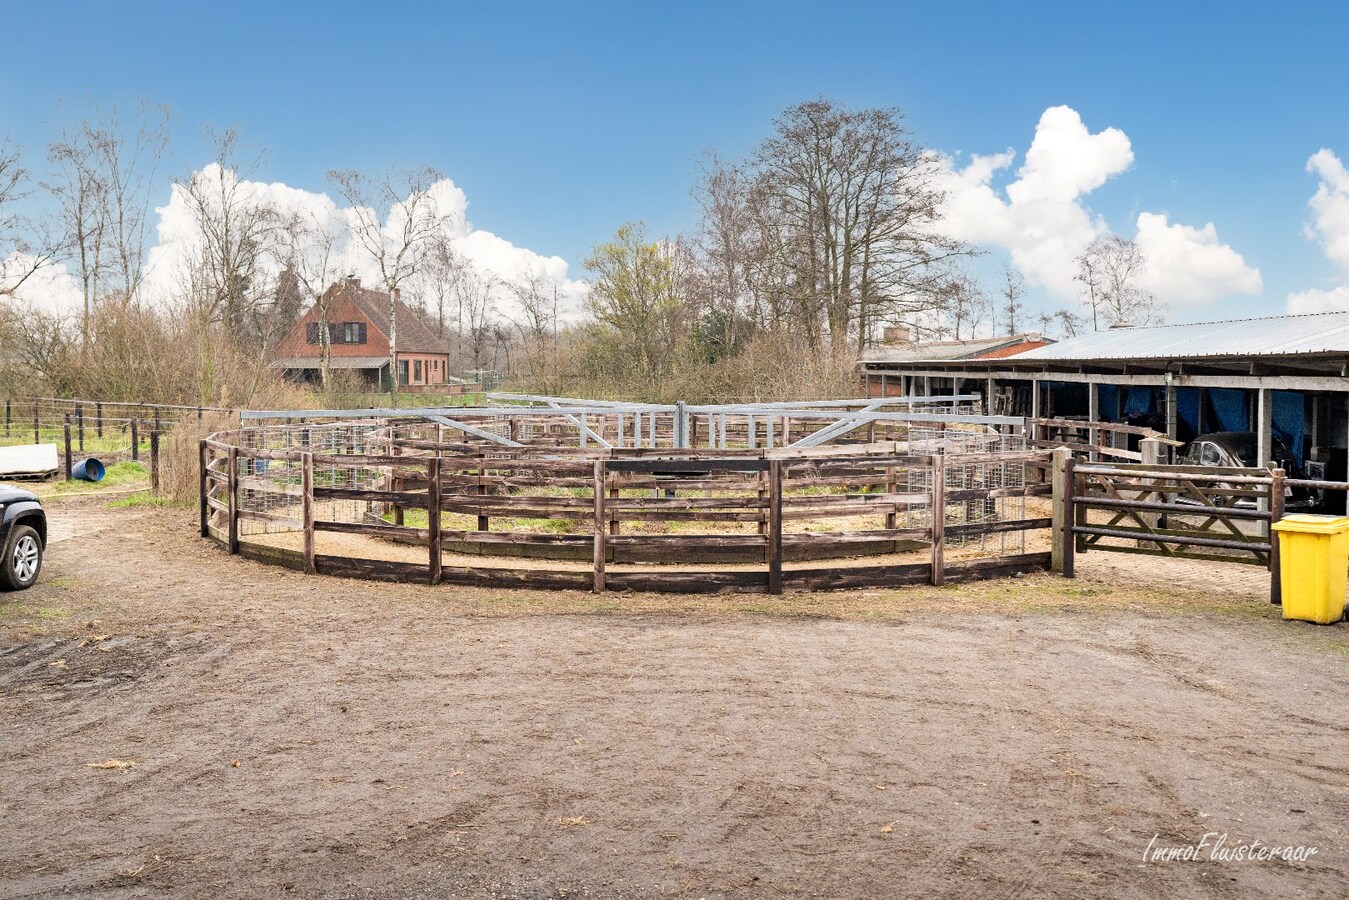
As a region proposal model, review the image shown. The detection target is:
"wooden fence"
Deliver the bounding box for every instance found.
[1027,417,1164,463]
[201,426,1055,594]
[1050,446,1287,602]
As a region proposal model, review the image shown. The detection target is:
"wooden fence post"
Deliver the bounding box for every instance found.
[428,456,442,585]
[76,401,84,452]
[198,440,209,538]
[150,431,160,492]
[131,418,140,461]
[930,455,945,586]
[96,402,103,439]
[1269,468,1285,606]
[63,414,72,480]
[1050,447,1071,574]
[477,453,489,532]
[4,398,9,436]
[227,446,239,554]
[33,399,39,444]
[302,452,316,575]
[1138,438,1164,546]
[768,459,783,595]
[593,459,606,592]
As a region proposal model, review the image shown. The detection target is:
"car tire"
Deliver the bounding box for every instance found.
[1,525,43,591]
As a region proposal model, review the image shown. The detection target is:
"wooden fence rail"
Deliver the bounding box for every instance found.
[200,433,1056,595]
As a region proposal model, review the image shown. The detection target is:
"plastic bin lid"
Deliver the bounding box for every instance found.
[1271,514,1349,534]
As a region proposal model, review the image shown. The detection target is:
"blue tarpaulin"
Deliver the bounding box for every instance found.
[1175,387,1201,439]
[1208,388,1248,433]
[1124,387,1155,418]
[1097,385,1119,421]
[1272,391,1305,464]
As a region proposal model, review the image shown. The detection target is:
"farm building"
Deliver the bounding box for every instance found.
[273,277,454,390]
[860,310,1349,481]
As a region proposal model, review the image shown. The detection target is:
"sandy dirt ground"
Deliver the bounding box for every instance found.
[1,496,1347,899]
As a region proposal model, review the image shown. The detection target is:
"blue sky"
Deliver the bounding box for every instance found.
[3,0,1349,325]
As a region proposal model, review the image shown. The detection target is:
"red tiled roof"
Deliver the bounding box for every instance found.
[974,340,1052,359]
[333,280,447,355]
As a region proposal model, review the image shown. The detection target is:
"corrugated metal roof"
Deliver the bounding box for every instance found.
[862,333,1049,363]
[1015,310,1349,362]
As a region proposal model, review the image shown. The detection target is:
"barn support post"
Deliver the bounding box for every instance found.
[1255,387,1273,464]
[768,459,783,595]
[301,451,315,574]
[1256,388,1273,512]
[1087,382,1100,461]
[1269,467,1285,606]
[1030,379,1042,419]
[592,459,607,592]
[198,440,209,538]
[226,446,239,554]
[1164,381,1178,446]
[427,456,442,585]
[63,415,72,480]
[929,455,946,586]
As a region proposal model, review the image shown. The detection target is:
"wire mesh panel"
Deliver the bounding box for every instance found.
[203,409,1054,592]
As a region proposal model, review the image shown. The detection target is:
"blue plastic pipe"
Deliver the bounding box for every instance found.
[71,457,105,482]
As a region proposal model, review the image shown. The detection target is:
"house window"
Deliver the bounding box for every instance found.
[397,361,409,386]
[342,322,366,344]
[306,323,319,344]
[414,360,423,383]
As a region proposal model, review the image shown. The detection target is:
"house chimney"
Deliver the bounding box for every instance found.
[345,274,361,288]
[882,326,912,345]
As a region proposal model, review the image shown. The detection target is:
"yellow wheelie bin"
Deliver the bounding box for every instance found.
[1271,514,1349,624]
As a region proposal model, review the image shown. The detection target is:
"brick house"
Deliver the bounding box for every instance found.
[274,277,454,390]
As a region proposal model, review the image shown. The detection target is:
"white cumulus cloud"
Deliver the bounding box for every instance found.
[1134,212,1262,305]
[1288,149,1349,314]
[2,254,82,315]
[935,105,1260,312]
[24,163,585,325]
[1288,285,1349,314]
[1305,148,1349,275]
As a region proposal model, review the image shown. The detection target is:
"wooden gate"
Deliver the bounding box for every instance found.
[1059,455,1285,602]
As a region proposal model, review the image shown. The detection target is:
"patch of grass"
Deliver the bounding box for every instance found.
[44,461,149,495]
[107,491,191,509]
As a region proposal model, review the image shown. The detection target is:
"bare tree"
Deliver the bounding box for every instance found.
[691,152,758,349]
[1074,235,1161,330]
[1036,307,1086,338]
[409,231,468,342]
[459,267,499,373]
[45,104,171,340]
[0,139,51,299]
[505,267,565,381]
[1000,264,1026,335]
[749,100,968,352]
[932,268,990,340]
[327,165,448,397]
[177,130,281,340]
